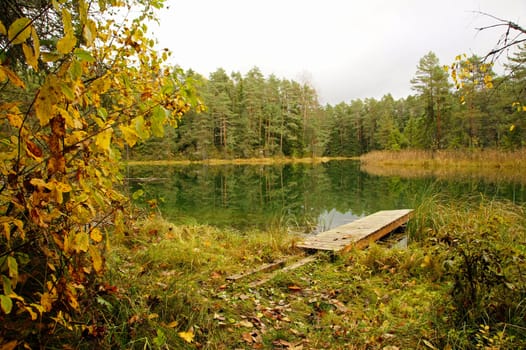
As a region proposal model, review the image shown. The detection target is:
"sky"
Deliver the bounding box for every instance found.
[153,0,525,105]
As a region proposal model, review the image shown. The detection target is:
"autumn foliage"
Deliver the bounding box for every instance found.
[0,0,199,347]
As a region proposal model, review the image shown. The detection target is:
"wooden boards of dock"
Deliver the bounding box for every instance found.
[297,209,413,252]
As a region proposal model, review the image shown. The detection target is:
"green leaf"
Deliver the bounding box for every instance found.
[96,296,113,311]
[0,20,6,35]
[7,256,18,279]
[134,115,150,139]
[8,18,32,45]
[60,83,75,101]
[74,49,95,62]
[132,189,144,200]
[2,275,13,295]
[0,294,13,314]
[69,59,82,81]
[151,106,167,138]
[73,232,89,253]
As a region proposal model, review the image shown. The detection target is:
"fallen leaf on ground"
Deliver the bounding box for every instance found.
[237,320,254,328]
[178,329,194,343]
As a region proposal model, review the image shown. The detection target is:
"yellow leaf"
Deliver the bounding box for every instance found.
[0,66,25,89]
[421,255,431,268]
[35,78,60,126]
[65,285,79,310]
[95,128,113,152]
[51,180,71,204]
[8,17,32,45]
[7,113,23,128]
[57,32,77,54]
[78,0,88,24]
[119,124,139,147]
[61,8,73,33]
[90,227,103,243]
[178,330,194,343]
[3,223,10,241]
[166,320,179,328]
[510,124,516,132]
[40,292,54,312]
[73,232,89,253]
[0,20,6,35]
[83,20,97,47]
[22,43,38,70]
[89,245,104,273]
[32,27,40,61]
[65,130,88,147]
[29,178,48,189]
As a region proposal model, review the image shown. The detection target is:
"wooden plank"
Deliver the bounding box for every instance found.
[248,256,318,288]
[226,257,289,281]
[297,209,413,252]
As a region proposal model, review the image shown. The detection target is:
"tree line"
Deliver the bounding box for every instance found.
[131,47,526,160]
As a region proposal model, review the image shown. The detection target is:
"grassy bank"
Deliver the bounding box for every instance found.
[360,149,526,183]
[75,198,526,349]
[360,149,526,168]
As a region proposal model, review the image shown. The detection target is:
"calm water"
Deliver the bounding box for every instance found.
[126,160,526,232]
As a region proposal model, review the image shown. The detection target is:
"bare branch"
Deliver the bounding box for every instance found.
[473,11,526,63]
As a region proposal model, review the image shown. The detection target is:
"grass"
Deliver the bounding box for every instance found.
[360,149,526,168]
[83,196,526,349]
[360,149,526,183]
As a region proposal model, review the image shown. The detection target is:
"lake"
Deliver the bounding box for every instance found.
[125,160,526,232]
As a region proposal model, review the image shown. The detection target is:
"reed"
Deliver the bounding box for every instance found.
[360,149,526,168]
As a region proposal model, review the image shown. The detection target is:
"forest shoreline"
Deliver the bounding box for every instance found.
[124,156,356,166]
[125,148,526,168]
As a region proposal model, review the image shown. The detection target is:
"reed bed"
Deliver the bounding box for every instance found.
[360,149,526,183]
[360,149,526,168]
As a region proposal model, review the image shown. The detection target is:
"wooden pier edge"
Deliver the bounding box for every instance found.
[298,209,414,253]
[344,210,413,252]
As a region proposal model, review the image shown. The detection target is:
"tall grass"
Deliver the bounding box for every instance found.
[360,149,526,183]
[407,196,526,348]
[361,149,526,168]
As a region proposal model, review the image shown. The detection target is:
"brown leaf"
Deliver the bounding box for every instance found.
[0,340,19,350]
[288,285,302,292]
[26,140,43,158]
[127,314,141,325]
[241,332,253,344]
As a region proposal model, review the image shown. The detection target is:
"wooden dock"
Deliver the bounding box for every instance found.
[297,209,413,252]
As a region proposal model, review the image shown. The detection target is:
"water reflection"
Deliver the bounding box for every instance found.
[315,209,361,233]
[126,160,526,232]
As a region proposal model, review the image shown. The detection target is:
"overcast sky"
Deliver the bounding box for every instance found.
[153,0,525,105]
